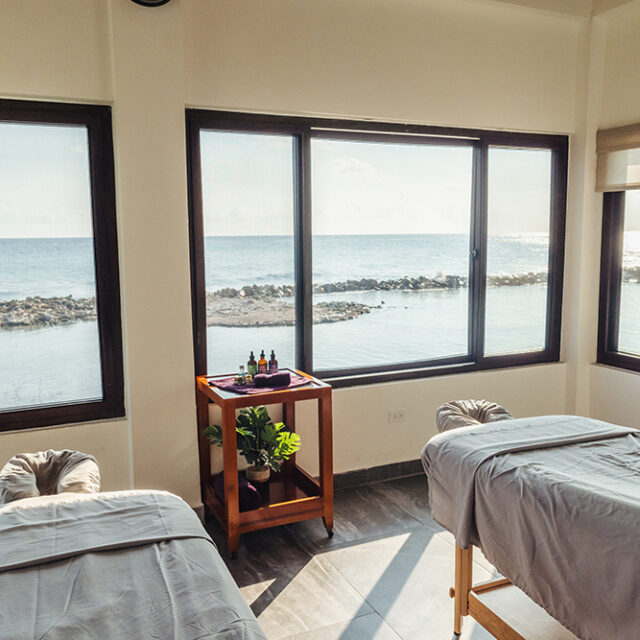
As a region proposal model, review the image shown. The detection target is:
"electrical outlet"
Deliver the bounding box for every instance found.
[388,408,407,423]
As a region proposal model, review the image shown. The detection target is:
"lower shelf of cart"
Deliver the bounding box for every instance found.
[203,464,326,533]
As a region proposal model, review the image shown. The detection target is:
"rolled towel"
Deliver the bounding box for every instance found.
[435,399,513,433]
[253,372,291,388]
[0,450,100,505]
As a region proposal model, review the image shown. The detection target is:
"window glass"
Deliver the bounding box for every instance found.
[618,190,640,355]
[311,138,473,371]
[485,147,552,355]
[188,112,567,385]
[0,122,102,410]
[199,130,296,373]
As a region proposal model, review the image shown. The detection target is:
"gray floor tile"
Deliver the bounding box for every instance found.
[246,554,373,639]
[205,523,372,638]
[365,475,437,526]
[322,525,496,640]
[288,479,433,555]
[207,475,498,640]
[433,528,501,577]
[282,612,402,640]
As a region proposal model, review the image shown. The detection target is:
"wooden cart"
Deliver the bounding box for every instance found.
[195,369,333,555]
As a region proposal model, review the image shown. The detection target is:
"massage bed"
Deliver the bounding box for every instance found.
[421,414,640,640]
[0,489,266,639]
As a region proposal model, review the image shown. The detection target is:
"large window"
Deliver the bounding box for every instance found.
[187,112,567,386]
[598,190,640,370]
[0,100,123,430]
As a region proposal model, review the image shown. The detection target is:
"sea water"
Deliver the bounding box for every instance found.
[2,234,640,408]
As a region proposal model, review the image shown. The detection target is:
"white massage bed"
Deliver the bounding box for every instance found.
[0,490,266,640]
[422,415,640,640]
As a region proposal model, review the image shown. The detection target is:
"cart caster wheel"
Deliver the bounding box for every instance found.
[327,529,334,538]
[230,551,239,560]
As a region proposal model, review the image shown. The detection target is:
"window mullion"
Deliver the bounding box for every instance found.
[609,193,626,352]
[469,141,488,363]
[545,144,568,359]
[295,129,313,372]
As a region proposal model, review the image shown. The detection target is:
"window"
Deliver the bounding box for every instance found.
[198,130,296,373]
[311,137,473,373]
[485,147,554,356]
[598,190,640,370]
[187,111,567,386]
[0,100,124,430]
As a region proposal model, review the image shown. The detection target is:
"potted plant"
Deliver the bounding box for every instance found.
[203,405,301,483]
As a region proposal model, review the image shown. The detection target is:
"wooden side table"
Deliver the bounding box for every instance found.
[196,369,334,555]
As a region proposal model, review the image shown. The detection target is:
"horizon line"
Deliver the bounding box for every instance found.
[0,231,554,240]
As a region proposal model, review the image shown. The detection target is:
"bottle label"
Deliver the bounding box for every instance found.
[269,362,278,373]
[258,362,268,374]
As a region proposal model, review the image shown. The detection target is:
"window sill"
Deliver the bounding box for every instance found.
[319,352,561,388]
[0,400,125,433]
[595,353,640,375]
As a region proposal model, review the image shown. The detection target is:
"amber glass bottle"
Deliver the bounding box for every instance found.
[257,350,268,374]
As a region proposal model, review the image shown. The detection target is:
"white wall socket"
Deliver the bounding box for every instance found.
[388,408,407,423]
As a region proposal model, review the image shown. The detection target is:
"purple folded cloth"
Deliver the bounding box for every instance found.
[213,471,261,512]
[253,372,291,388]
[209,371,310,394]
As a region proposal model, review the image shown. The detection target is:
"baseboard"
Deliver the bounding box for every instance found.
[334,459,423,491]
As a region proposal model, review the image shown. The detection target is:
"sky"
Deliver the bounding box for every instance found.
[200,129,560,237]
[0,122,93,238]
[4,123,640,239]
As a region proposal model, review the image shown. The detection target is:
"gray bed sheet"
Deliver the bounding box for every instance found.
[421,415,640,640]
[0,490,266,640]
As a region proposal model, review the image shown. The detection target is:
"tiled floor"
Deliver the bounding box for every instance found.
[206,475,498,640]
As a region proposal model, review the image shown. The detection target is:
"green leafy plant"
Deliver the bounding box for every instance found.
[203,405,301,472]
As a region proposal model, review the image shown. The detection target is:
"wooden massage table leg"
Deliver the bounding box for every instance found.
[452,545,473,635]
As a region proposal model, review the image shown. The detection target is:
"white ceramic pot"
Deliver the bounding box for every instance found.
[246,465,270,483]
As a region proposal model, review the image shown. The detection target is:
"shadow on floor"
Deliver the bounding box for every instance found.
[206,474,495,639]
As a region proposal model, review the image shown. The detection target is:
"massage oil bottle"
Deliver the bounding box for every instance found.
[258,350,268,374]
[247,351,257,375]
[269,350,278,373]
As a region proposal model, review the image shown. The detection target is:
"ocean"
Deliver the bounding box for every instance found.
[1,234,640,409]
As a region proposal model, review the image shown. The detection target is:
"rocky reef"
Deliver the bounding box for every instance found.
[623,265,640,282]
[206,296,377,327]
[0,296,96,329]
[11,267,640,330]
[211,272,548,301]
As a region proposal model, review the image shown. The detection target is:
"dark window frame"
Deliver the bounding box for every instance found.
[0,99,124,431]
[597,191,640,372]
[187,110,568,387]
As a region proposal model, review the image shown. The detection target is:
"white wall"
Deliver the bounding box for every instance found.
[302,364,568,475]
[0,0,137,493]
[184,0,583,133]
[582,0,640,427]
[0,0,111,102]
[0,0,601,506]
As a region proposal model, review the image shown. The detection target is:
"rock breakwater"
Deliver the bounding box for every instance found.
[5,268,640,330]
[0,296,96,329]
[211,272,549,300]
[206,295,377,327]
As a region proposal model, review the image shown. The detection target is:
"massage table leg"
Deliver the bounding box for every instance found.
[452,545,473,635]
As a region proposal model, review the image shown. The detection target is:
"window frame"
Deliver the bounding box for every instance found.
[187,110,568,387]
[0,100,124,431]
[597,191,640,372]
